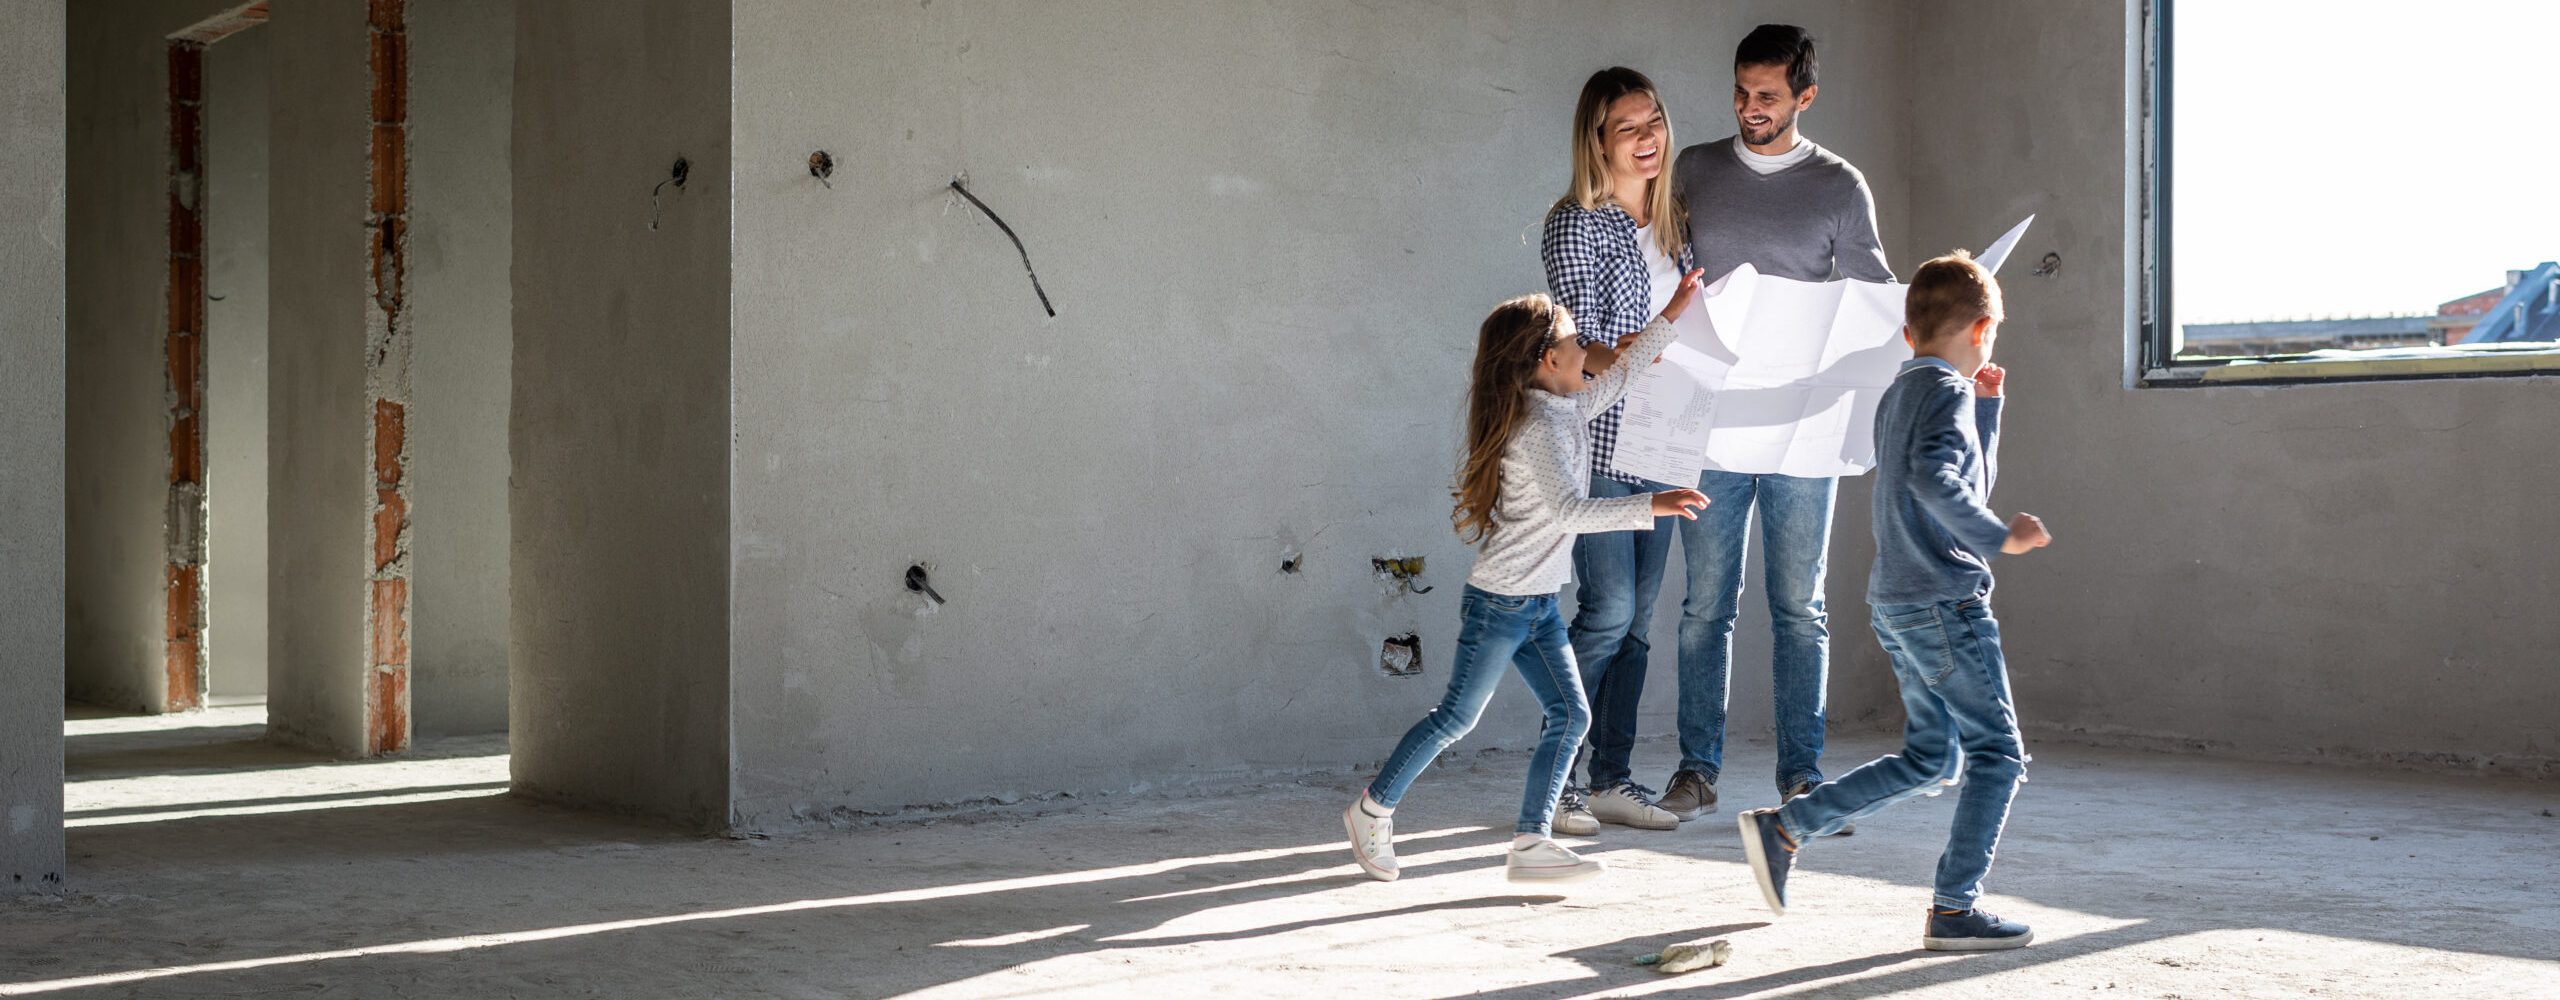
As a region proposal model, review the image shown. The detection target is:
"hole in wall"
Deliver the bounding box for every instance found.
[1372,556,1432,595]
[648,156,689,231]
[904,564,946,604]
[1379,634,1422,678]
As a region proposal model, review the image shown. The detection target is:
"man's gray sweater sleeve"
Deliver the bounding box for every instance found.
[1834,166,1894,283]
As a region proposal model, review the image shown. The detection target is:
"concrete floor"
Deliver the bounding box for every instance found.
[4,708,2556,999]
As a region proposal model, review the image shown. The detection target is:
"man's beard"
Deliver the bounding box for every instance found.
[1741,108,1795,147]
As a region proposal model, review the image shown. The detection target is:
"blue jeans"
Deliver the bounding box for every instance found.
[1368,586,1589,836]
[1567,475,1677,790]
[1675,471,1836,792]
[1778,599,2027,910]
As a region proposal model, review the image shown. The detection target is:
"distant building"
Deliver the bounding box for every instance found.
[2180,261,2560,357]
[2430,285,2506,344]
[2178,315,2435,358]
[2447,262,2560,345]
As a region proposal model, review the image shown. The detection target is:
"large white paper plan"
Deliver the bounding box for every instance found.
[1609,217,2034,484]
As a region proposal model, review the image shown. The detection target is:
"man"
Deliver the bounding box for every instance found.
[1655,24,1894,824]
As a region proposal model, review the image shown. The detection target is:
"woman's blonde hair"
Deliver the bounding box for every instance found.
[1453,294,1572,545]
[1552,67,1685,259]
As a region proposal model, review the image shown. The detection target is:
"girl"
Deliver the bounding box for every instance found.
[1344,279,1709,883]
[1542,66,1698,835]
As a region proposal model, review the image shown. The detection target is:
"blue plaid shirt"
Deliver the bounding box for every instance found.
[1541,202,1695,485]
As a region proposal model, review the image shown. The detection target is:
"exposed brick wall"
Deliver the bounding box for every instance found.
[163,41,206,714]
[363,0,412,755]
[163,4,271,714]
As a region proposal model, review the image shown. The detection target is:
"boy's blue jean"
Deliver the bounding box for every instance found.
[1676,470,1836,793]
[1566,475,1678,790]
[1368,586,1589,836]
[1777,598,2027,910]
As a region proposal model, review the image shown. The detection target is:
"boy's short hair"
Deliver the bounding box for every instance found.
[1905,250,2004,343]
[1735,24,1817,95]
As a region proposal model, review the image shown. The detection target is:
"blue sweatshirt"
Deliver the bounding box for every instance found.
[1869,357,2007,604]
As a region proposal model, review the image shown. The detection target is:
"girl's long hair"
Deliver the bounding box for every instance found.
[1453,295,1568,545]
[1550,67,1685,259]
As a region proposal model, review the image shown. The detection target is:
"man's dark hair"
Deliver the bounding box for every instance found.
[1735,24,1817,95]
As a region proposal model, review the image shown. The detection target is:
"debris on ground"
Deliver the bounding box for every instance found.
[1636,938,1733,974]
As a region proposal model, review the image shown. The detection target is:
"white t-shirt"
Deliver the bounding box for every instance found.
[1634,224,1682,315]
[1735,134,1818,175]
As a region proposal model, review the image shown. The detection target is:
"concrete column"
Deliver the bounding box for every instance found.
[407,0,514,739]
[264,0,382,755]
[206,29,270,702]
[2,0,68,893]
[510,0,732,828]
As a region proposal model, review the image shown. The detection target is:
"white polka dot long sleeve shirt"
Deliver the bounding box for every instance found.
[1466,316,1684,596]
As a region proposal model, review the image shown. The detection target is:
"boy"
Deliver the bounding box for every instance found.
[1735,250,2052,951]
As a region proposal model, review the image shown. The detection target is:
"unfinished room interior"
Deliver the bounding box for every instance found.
[2,0,2555,996]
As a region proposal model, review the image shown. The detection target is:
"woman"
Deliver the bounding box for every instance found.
[1538,66,1695,835]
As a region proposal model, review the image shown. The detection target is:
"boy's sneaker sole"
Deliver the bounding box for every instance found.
[1923,929,2036,952]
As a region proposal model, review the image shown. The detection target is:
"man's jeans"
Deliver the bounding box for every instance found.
[1675,471,1836,793]
[1777,599,2027,910]
[1368,586,1589,836]
[1566,475,1677,790]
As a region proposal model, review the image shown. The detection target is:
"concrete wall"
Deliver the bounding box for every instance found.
[408,0,513,738]
[64,0,242,713]
[264,0,373,754]
[2,0,67,892]
[724,0,1914,827]
[205,28,269,701]
[511,0,732,828]
[1894,0,2559,775]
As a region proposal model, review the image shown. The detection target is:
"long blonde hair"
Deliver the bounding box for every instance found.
[1453,295,1571,545]
[1551,67,1685,258]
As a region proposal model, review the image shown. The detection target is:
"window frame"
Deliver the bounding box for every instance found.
[2135,0,2560,388]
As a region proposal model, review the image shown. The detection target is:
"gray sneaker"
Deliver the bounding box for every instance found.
[1588,781,1680,830]
[1554,786,1600,837]
[1657,770,1717,821]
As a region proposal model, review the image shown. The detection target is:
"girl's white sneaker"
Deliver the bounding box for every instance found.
[1505,838,1603,882]
[1343,797,1399,882]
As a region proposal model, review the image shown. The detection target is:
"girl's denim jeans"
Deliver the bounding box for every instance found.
[1368,586,1590,836]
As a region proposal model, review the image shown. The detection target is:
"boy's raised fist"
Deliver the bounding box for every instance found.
[2000,512,2049,554]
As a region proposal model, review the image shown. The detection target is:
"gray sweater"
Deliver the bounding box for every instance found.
[1674,137,1893,284]
[1465,317,1680,596]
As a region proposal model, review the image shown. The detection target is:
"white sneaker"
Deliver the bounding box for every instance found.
[1588,782,1680,830]
[1505,838,1603,882]
[1554,787,1600,837]
[1343,796,1398,882]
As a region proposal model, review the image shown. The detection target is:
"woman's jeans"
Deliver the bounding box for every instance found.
[1368,586,1589,836]
[1776,598,2028,910]
[1566,475,1677,790]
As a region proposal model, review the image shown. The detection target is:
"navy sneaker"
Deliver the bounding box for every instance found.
[1736,807,1798,915]
[1785,780,1853,837]
[1922,907,2035,951]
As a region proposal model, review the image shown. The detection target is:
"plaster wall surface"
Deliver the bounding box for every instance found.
[408,0,513,738]
[1,0,68,892]
[510,0,732,828]
[205,29,270,701]
[726,0,1913,826]
[64,0,244,713]
[264,0,373,755]
[1895,0,2559,774]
